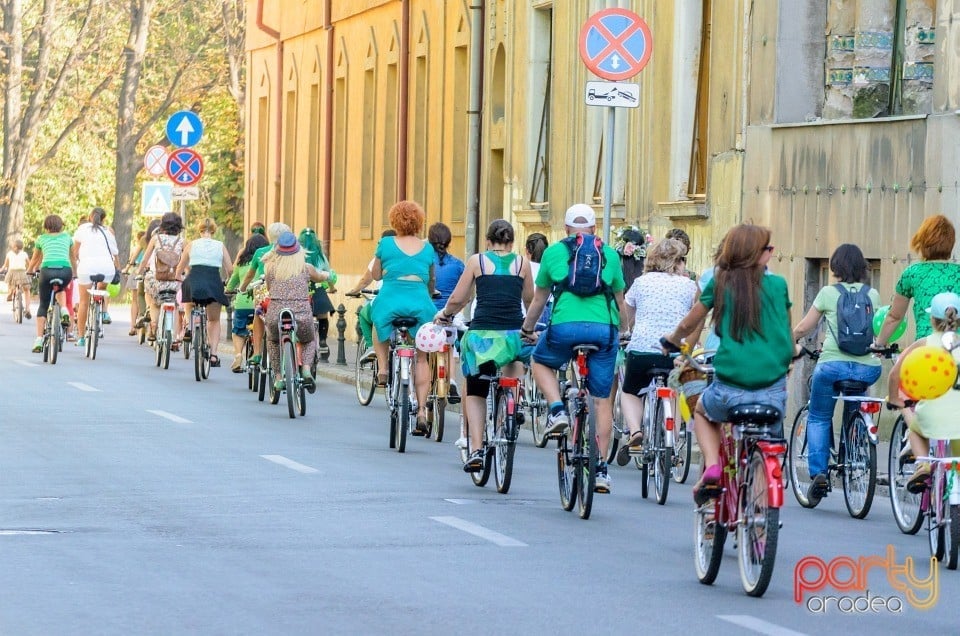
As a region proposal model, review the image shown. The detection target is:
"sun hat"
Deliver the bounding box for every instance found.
[276,231,300,255]
[564,204,596,229]
[926,292,960,320]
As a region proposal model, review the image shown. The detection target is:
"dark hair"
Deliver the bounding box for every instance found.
[238,234,269,267]
[250,222,266,236]
[43,214,64,233]
[525,233,548,263]
[486,219,514,245]
[428,222,453,264]
[666,228,691,252]
[381,229,397,238]
[89,207,107,228]
[159,212,183,236]
[829,244,868,283]
[712,224,771,342]
[145,219,161,242]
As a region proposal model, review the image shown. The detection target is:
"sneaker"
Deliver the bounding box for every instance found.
[274,378,285,391]
[301,369,316,394]
[66,331,76,342]
[101,312,112,325]
[544,410,570,435]
[60,310,70,326]
[463,449,484,473]
[907,463,931,494]
[317,339,330,355]
[594,462,612,494]
[455,436,468,449]
[447,382,461,405]
[248,354,261,365]
[807,473,829,507]
[31,337,43,353]
[75,337,86,347]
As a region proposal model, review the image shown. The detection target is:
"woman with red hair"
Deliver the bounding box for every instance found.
[371,200,437,435]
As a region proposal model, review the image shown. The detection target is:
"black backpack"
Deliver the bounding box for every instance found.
[829,283,874,356]
[556,233,607,297]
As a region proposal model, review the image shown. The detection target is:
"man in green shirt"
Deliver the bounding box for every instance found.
[520,204,627,494]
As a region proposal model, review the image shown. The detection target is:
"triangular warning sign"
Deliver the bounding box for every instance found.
[145,191,169,214]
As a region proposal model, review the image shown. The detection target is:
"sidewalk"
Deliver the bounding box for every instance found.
[313,335,362,386]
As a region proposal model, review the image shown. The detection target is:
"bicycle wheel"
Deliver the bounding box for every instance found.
[87,309,100,360]
[639,405,651,499]
[431,396,446,443]
[888,415,923,534]
[695,500,726,585]
[258,349,269,402]
[672,419,692,484]
[842,413,876,519]
[738,449,780,597]
[355,345,377,406]
[193,325,203,381]
[788,406,814,508]
[471,410,492,488]
[494,390,516,494]
[557,432,576,511]
[526,370,548,448]
[49,309,59,365]
[296,377,307,417]
[654,400,671,505]
[161,329,172,370]
[576,405,597,520]
[606,383,623,464]
[396,378,409,453]
[930,510,946,562]
[949,504,960,570]
[284,338,297,419]
[155,329,163,367]
[246,339,256,391]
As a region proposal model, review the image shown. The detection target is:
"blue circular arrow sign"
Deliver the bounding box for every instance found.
[579,9,653,81]
[165,110,204,148]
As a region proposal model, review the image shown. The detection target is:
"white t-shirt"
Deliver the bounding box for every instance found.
[73,223,118,267]
[625,271,698,353]
[5,250,28,270]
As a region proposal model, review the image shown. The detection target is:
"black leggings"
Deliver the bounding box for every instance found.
[465,361,499,397]
[38,266,72,317]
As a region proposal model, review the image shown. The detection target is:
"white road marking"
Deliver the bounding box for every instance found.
[717,615,808,636]
[430,516,527,547]
[260,455,319,474]
[68,382,100,392]
[14,360,38,368]
[146,410,192,424]
[0,530,61,535]
[444,498,476,505]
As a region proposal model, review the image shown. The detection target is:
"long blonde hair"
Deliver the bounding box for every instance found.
[263,248,306,282]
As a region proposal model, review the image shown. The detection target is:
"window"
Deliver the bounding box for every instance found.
[282,89,297,222]
[451,44,468,223]
[256,96,269,220]
[382,60,398,228]
[528,5,552,206]
[688,0,711,198]
[307,82,320,226]
[361,67,376,238]
[332,74,347,240]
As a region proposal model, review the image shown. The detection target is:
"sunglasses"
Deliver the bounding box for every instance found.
[764,245,775,252]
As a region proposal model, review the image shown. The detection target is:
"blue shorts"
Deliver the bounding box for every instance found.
[232,309,255,336]
[699,376,787,430]
[532,322,618,398]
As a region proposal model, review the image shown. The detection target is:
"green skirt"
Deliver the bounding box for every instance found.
[459,329,531,377]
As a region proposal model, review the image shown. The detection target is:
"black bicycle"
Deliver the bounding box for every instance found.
[37,273,66,365]
[556,344,599,520]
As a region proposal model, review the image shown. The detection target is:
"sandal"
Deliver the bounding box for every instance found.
[692,464,723,506]
[376,372,389,387]
[128,328,137,336]
[626,429,644,448]
[463,449,484,473]
[147,331,157,343]
[411,416,429,437]
[209,355,221,367]
[170,341,180,352]
[301,369,316,394]
[182,330,192,343]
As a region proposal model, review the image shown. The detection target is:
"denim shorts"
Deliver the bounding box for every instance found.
[699,376,788,429]
[232,308,255,336]
[532,322,618,398]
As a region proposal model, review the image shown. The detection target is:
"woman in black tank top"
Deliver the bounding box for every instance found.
[434,220,535,471]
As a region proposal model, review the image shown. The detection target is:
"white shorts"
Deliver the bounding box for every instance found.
[77,263,116,286]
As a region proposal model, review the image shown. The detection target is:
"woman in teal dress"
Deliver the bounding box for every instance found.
[371,200,437,435]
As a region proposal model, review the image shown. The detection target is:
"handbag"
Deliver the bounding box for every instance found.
[94,225,121,284]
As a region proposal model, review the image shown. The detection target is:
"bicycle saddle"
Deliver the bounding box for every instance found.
[392,317,418,329]
[49,278,64,287]
[89,274,106,284]
[833,379,869,395]
[728,403,782,425]
[572,344,600,353]
[158,290,178,302]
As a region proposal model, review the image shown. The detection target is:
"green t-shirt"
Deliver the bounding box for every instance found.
[701,273,793,389]
[895,261,960,339]
[250,243,274,278]
[36,232,72,268]
[535,238,625,327]
[227,263,254,310]
[813,283,882,366]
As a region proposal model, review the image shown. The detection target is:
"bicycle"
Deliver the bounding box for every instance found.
[915,436,960,569]
[385,317,418,452]
[888,410,925,534]
[347,289,378,406]
[788,345,898,519]
[186,299,213,382]
[459,366,524,493]
[154,290,178,370]
[664,341,786,597]
[555,344,600,520]
[424,329,456,442]
[7,272,25,323]
[273,307,307,418]
[522,362,549,448]
[83,273,108,360]
[35,273,66,365]
[670,348,715,484]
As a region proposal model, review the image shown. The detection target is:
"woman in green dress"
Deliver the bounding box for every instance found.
[371,200,436,435]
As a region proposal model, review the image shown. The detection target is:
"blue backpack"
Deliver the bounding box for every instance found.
[556,233,608,297]
[829,283,874,356]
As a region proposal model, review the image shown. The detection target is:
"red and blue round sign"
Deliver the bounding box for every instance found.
[579,9,653,81]
[166,148,204,186]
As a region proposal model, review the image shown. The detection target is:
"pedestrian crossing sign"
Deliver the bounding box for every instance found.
[142,181,173,216]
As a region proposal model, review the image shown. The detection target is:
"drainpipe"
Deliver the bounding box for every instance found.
[397,0,411,201]
[255,0,282,223]
[323,0,334,258]
[465,1,484,255]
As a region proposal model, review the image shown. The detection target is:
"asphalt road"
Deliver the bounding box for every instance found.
[1,308,958,635]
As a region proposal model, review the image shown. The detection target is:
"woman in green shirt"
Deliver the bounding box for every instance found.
[664,224,794,504]
[26,214,74,353]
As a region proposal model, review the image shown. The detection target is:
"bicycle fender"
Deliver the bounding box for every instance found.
[758,445,785,508]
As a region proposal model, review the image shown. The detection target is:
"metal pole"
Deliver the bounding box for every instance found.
[602,106,615,245]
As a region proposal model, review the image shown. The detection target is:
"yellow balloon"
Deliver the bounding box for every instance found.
[900,345,958,400]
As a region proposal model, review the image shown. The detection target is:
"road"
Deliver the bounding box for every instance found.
[1,308,957,635]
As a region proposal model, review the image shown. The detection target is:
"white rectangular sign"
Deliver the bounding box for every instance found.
[585,81,640,108]
[171,186,200,201]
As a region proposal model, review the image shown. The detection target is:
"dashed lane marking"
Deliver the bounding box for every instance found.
[68,382,100,392]
[146,410,192,424]
[444,499,476,505]
[260,455,319,474]
[14,360,39,367]
[717,615,808,636]
[430,516,527,547]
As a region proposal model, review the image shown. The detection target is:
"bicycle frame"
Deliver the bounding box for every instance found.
[716,424,787,526]
[278,308,301,362]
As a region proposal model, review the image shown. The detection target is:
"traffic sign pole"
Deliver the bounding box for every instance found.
[603,107,615,245]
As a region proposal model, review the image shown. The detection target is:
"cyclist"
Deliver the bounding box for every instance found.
[887,292,960,492]
[226,233,269,372]
[25,215,74,353]
[875,214,960,348]
[299,227,337,361]
[176,218,233,367]
[124,230,147,336]
[519,204,627,493]
[791,243,882,505]
[428,222,464,403]
[370,201,436,435]
[72,207,121,347]
[137,212,184,343]
[435,219,534,470]
[3,239,32,318]
[238,222,291,365]
[261,231,331,392]
[347,229,398,349]
[663,223,794,504]
[621,238,700,448]
[523,233,551,326]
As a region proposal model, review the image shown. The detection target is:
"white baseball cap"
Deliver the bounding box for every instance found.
[564,204,596,229]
